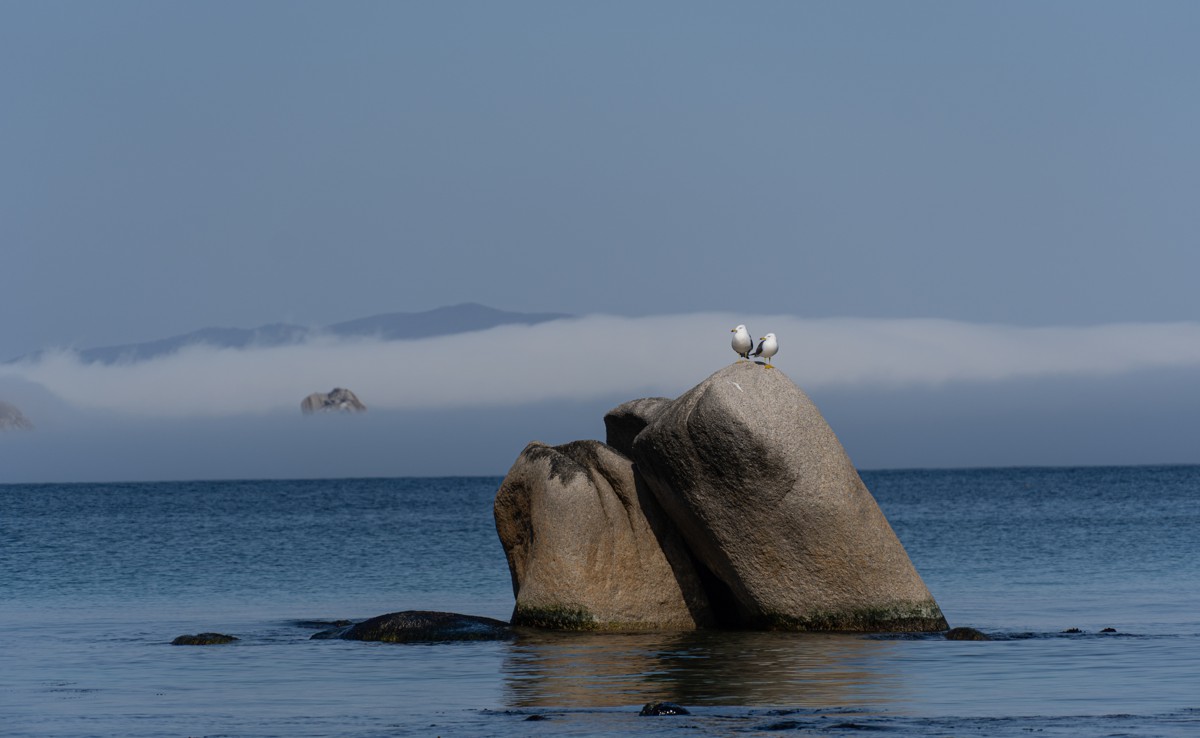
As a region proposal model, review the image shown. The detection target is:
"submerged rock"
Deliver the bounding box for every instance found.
[311,610,512,643]
[495,440,712,630]
[631,362,947,632]
[945,627,991,641]
[172,632,238,645]
[291,619,352,630]
[640,702,690,716]
[301,387,366,415]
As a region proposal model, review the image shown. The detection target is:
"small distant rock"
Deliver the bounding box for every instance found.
[301,387,366,415]
[0,401,34,431]
[640,702,690,716]
[945,627,991,641]
[1101,627,1118,633]
[172,632,238,645]
[1062,627,1083,634]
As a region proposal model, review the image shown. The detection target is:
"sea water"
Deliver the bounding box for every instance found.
[1,467,1197,736]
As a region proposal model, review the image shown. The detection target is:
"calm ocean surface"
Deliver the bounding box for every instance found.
[1,467,1198,737]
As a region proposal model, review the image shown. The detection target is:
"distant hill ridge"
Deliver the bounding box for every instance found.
[9,303,571,365]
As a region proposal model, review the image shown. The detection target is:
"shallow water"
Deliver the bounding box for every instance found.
[1,468,1198,736]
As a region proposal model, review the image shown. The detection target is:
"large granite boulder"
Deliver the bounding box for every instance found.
[301,387,366,415]
[0,401,33,431]
[603,397,672,456]
[495,440,712,630]
[631,362,947,632]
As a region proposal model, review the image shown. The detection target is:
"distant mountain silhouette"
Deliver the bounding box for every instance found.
[326,303,570,340]
[9,304,571,365]
[68,324,314,364]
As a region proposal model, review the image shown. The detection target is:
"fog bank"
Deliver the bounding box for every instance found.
[4,314,1200,419]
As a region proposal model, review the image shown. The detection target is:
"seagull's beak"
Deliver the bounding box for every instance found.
[730,329,736,333]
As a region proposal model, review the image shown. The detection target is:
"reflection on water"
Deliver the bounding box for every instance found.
[501,629,909,708]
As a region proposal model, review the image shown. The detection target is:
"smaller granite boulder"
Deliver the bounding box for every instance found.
[301,387,366,415]
[603,397,672,456]
[495,440,712,630]
[311,611,512,643]
[0,401,33,431]
[172,632,239,645]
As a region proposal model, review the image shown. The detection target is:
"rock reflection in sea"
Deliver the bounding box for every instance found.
[501,629,913,709]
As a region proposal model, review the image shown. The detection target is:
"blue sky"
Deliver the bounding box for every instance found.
[3,2,1200,481]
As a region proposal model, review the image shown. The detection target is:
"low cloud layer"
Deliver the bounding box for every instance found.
[4,314,1200,419]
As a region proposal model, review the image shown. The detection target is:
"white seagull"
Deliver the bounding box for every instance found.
[753,333,778,366]
[731,324,753,360]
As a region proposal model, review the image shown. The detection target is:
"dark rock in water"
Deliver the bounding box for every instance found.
[1101,627,1118,633]
[495,440,712,630]
[0,400,34,431]
[172,632,238,645]
[292,619,352,630]
[945,627,991,641]
[301,387,366,415]
[603,397,672,457]
[524,714,549,721]
[631,363,947,632]
[640,701,690,716]
[311,611,512,643]
[1062,627,1083,634]
[761,719,807,731]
